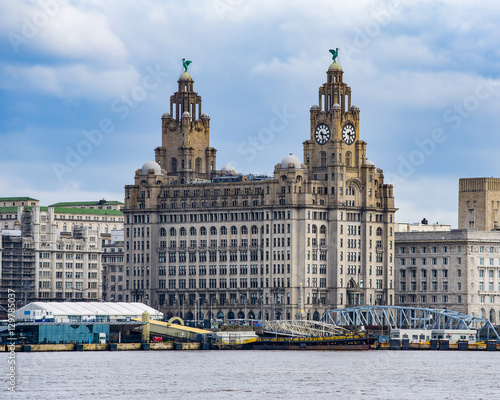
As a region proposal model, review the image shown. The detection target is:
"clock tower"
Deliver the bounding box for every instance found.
[304,60,365,176]
[299,54,396,308]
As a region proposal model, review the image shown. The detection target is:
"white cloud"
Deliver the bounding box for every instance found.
[1,1,128,65]
[393,176,458,227]
[0,63,140,101]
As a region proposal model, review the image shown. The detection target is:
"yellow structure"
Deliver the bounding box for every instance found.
[141,311,150,343]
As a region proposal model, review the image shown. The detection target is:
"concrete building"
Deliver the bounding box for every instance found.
[123,56,396,321]
[0,197,39,208]
[395,230,500,323]
[0,200,124,315]
[102,231,125,302]
[459,177,500,231]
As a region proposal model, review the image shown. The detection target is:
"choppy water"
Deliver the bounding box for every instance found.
[2,350,499,399]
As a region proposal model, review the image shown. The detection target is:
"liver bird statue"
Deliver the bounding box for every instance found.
[182,58,192,72]
[329,48,339,62]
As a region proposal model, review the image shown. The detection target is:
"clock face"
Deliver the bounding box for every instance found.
[314,123,331,145]
[342,123,356,145]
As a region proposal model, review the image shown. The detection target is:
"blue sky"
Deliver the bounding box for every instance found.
[1,0,500,227]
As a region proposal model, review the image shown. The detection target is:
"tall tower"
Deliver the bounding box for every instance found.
[299,56,396,308]
[458,177,500,230]
[155,67,217,183]
[304,60,365,178]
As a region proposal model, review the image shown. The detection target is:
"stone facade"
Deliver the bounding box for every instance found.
[459,177,500,231]
[395,230,500,323]
[123,59,396,322]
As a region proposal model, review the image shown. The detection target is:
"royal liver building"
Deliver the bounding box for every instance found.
[123,53,396,321]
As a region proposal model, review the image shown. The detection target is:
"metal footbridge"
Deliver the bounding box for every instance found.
[320,306,500,340]
[263,319,351,338]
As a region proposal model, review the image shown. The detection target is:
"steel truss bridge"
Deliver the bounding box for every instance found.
[263,320,351,338]
[320,306,500,341]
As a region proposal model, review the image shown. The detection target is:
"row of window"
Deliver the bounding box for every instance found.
[400,269,452,278]
[156,277,291,290]
[400,295,453,304]
[400,281,450,291]
[400,258,451,266]
[400,245,500,254]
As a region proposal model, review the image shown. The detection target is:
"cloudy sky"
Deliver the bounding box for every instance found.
[1,0,500,227]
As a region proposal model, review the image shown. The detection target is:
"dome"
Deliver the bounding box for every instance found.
[310,105,320,111]
[328,61,342,71]
[200,113,210,119]
[182,111,190,118]
[221,163,237,175]
[281,153,302,169]
[332,103,341,110]
[179,71,193,81]
[141,161,162,175]
[365,159,375,166]
[350,105,359,111]
[161,112,171,119]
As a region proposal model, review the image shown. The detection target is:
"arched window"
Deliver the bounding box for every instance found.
[200,227,207,236]
[228,311,235,319]
[312,225,317,234]
[195,157,202,173]
[231,226,237,235]
[180,227,187,236]
[221,226,227,235]
[320,225,326,234]
[376,227,382,236]
[346,151,352,167]
[170,227,177,236]
[210,226,217,235]
[251,225,258,235]
[160,228,167,237]
[237,311,245,319]
[171,157,177,174]
[320,151,326,167]
[241,226,248,234]
[190,227,197,236]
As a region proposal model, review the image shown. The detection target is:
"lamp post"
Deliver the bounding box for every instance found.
[194,293,201,326]
[182,294,185,320]
[240,294,247,325]
[277,293,286,320]
[260,293,264,325]
[210,296,216,328]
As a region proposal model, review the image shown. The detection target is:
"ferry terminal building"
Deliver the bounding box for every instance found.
[123,55,396,321]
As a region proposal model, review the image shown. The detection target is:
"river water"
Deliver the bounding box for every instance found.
[2,350,498,399]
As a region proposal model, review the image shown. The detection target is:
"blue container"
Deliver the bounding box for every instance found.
[458,341,468,351]
[439,340,449,350]
[390,339,401,350]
